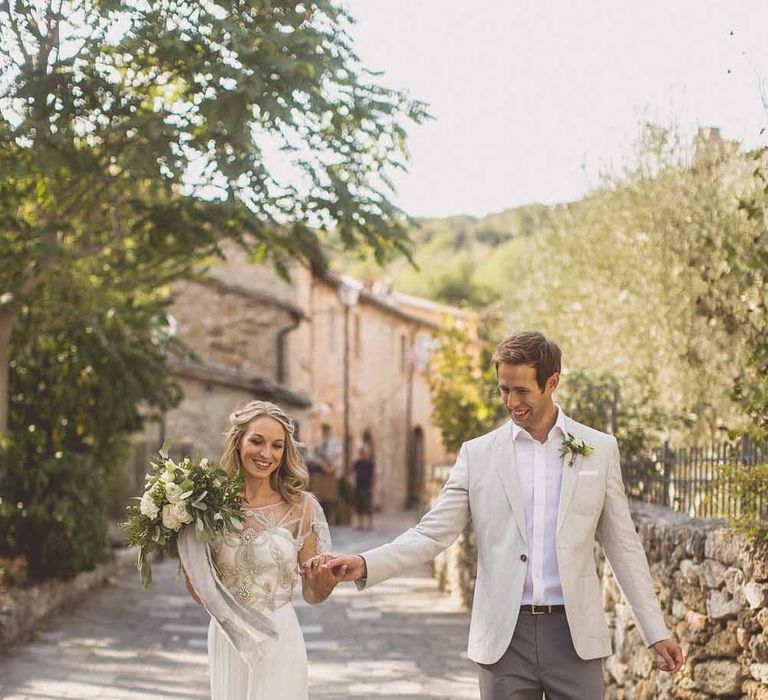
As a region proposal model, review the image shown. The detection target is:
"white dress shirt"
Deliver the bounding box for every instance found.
[513,405,566,606]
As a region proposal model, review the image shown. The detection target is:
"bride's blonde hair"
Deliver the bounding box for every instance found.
[221,400,308,504]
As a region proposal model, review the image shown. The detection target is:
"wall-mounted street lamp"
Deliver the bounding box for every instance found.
[338,277,362,476]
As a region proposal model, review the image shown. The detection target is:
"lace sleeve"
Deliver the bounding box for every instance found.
[300,492,332,555]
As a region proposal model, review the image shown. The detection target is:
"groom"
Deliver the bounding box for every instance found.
[315,330,683,699]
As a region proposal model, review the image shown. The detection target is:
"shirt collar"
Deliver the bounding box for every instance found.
[511,403,567,442]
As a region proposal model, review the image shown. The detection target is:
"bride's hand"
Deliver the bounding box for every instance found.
[301,553,347,582]
[300,553,347,604]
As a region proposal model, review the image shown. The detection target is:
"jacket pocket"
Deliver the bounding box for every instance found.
[571,483,605,516]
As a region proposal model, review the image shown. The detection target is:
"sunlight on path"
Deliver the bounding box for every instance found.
[0,511,478,699]
[300,512,480,699]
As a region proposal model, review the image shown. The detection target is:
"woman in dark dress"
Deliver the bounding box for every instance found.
[351,445,375,531]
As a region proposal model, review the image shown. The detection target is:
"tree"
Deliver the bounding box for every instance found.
[475,125,751,445]
[691,150,768,434]
[559,370,664,457]
[0,268,182,579]
[0,0,427,580]
[0,0,428,434]
[428,316,506,452]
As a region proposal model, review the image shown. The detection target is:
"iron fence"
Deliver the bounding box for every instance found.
[621,436,768,523]
[426,437,767,525]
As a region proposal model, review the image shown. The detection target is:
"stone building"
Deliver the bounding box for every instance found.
[299,275,461,511]
[133,244,461,511]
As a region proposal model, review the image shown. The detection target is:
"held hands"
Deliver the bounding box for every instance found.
[299,553,348,604]
[652,638,684,673]
[300,553,367,584]
[322,554,367,582]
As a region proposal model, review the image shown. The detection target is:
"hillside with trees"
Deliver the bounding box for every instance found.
[337,202,559,306]
[335,125,767,450]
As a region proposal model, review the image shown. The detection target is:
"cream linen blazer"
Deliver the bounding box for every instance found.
[360,416,670,665]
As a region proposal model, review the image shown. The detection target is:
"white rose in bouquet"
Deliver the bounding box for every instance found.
[165,481,184,503]
[162,503,182,531]
[171,503,193,526]
[162,502,193,531]
[160,470,175,483]
[139,491,159,520]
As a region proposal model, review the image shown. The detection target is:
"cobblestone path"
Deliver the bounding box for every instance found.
[0,511,478,699]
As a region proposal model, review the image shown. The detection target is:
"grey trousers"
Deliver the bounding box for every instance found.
[477,609,604,700]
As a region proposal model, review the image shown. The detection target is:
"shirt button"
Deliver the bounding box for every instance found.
[520,554,528,562]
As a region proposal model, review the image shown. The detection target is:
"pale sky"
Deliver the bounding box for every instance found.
[347,0,768,218]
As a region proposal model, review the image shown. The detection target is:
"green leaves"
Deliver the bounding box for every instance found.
[1,0,428,580]
[1,0,424,265]
[413,124,763,449]
[0,0,427,441]
[124,453,246,584]
[0,448,112,580]
[138,550,152,588]
[714,461,768,542]
[428,318,507,452]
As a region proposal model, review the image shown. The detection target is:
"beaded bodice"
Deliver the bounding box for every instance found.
[210,493,329,614]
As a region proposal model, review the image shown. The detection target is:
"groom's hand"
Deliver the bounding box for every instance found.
[322,554,367,582]
[652,638,684,673]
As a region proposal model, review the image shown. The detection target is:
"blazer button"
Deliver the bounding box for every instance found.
[520,554,528,562]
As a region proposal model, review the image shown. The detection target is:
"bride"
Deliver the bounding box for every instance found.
[182,400,347,699]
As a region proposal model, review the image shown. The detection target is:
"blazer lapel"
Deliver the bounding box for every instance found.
[492,425,528,544]
[557,418,582,534]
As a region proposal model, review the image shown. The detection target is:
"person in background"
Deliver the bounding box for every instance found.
[312,423,342,524]
[352,444,375,531]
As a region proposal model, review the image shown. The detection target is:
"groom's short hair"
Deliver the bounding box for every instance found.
[491,331,561,390]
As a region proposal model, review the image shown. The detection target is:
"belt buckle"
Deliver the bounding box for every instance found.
[531,604,548,615]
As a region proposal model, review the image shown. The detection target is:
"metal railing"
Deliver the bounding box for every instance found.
[426,436,767,525]
[622,436,767,523]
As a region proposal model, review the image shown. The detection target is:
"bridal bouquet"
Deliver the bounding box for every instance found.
[124,447,245,587]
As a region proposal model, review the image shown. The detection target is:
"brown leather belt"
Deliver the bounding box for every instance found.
[520,604,565,615]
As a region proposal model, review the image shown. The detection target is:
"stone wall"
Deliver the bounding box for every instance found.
[169,279,296,381]
[0,548,136,650]
[432,501,768,699]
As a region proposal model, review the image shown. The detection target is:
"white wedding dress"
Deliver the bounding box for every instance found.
[207,492,330,699]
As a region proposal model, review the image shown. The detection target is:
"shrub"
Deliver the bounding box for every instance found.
[715,461,768,543]
[0,447,112,580]
[0,554,28,588]
[0,271,180,581]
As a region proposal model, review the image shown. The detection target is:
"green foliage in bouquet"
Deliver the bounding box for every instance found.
[124,449,246,587]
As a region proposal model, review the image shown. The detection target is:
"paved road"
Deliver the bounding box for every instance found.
[0,512,479,699]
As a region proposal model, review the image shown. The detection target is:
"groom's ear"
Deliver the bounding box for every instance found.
[545,372,560,394]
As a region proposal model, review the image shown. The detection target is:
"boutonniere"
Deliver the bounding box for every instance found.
[559,433,595,468]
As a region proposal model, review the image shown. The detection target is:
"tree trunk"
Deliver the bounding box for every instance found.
[0,310,14,437]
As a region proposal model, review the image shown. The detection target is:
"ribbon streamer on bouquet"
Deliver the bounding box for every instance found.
[177,525,277,670]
